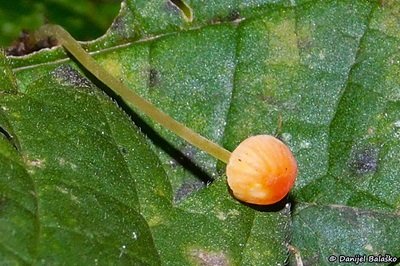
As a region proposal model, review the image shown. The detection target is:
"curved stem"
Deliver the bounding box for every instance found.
[36,24,231,163]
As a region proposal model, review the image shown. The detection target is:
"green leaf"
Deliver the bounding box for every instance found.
[0,0,119,46]
[1,0,400,265]
[0,51,17,93]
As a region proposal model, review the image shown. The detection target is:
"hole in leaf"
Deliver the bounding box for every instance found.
[169,0,193,22]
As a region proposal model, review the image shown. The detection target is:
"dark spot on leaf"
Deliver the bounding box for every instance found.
[174,179,205,203]
[52,65,93,89]
[182,145,197,160]
[0,125,19,151]
[119,146,128,155]
[188,248,229,266]
[210,9,241,24]
[168,0,193,22]
[349,146,379,175]
[0,126,13,142]
[110,16,126,36]
[6,30,58,56]
[149,68,160,88]
[227,10,240,21]
[109,12,136,40]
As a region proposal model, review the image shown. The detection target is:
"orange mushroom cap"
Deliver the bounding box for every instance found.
[226,135,298,205]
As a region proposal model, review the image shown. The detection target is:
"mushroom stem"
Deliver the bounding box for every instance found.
[36,24,231,163]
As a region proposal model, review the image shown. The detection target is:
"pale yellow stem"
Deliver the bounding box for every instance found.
[36,24,231,163]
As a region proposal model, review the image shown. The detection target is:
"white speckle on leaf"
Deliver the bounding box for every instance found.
[119,245,127,258]
[189,248,229,266]
[25,157,46,173]
[58,157,78,171]
[216,212,227,221]
[282,132,292,142]
[364,244,373,252]
[300,140,311,149]
[215,209,240,221]
[26,158,45,168]
[56,186,69,194]
[58,158,66,166]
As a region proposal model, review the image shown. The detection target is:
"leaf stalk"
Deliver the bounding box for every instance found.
[35,24,231,163]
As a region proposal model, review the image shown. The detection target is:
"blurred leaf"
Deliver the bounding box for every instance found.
[1,0,400,265]
[0,0,120,46]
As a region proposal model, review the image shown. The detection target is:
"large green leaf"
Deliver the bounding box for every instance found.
[1,0,399,265]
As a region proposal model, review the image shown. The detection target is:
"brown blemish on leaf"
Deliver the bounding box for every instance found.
[52,65,93,88]
[349,146,379,175]
[149,68,160,88]
[227,10,241,22]
[168,0,193,22]
[188,248,229,266]
[259,93,279,106]
[109,3,135,40]
[174,179,205,203]
[6,30,58,56]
